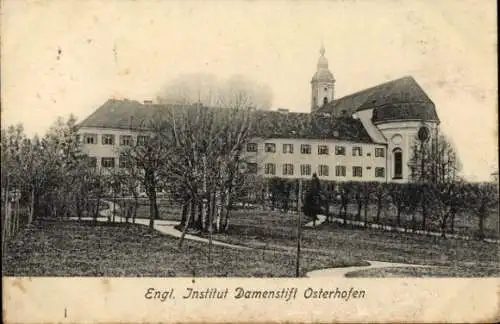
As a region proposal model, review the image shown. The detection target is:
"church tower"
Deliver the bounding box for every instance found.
[311,45,335,113]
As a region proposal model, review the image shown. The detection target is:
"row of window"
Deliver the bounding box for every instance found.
[91,157,386,178]
[81,133,149,146]
[247,143,385,157]
[87,157,132,168]
[257,163,385,178]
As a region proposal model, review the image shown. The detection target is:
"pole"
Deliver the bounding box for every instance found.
[29,188,35,224]
[295,179,302,277]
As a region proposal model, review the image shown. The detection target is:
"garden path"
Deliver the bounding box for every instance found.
[71,200,440,277]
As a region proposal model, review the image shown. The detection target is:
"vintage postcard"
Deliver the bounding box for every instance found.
[1,0,498,323]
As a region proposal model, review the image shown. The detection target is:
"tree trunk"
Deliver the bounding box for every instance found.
[478,212,485,240]
[296,179,303,277]
[202,198,209,231]
[450,211,456,233]
[222,184,233,232]
[29,188,35,224]
[154,200,159,220]
[440,214,447,239]
[112,191,116,223]
[192,198,200,230]
[376,200,382,223]
[76,195,82,221]
[411,212,417,232]
[421,196,427,232]
[363,199,368,227]
[208,192,215,263]
[356,201,362,221]
[132,192,138,224]
[396,205,402,227]
[180,200,188,226]
[94,192,101,222]
[178,198,193,248]
[148,195,155,229]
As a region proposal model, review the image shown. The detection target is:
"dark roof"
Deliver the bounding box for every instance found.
[251,111,373,143]
[317,76,440,124]
[78,99,176,130]
[79,99,373,143]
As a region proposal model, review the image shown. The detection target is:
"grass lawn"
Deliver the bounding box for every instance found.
[201,209,499,277]
[128,199,499,239]
[2,220,366,277]
[345,266,499,278]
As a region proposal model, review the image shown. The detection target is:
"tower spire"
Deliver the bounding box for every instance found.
[311,44,335,113]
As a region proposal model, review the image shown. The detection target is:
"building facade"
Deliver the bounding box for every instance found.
[77,47,440,183]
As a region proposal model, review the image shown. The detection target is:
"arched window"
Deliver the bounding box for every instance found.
[393,148,403,179]
[323,97,328,105]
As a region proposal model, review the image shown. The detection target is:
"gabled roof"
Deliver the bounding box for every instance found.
[317,76,440,124]
[252,111,373,143]
[78,99,145,130]
[78,99,374,143]
[78,99,177,130]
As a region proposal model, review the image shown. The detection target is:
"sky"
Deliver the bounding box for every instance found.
[1,0,497,181]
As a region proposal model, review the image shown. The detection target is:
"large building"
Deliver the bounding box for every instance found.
[78,47,440,183]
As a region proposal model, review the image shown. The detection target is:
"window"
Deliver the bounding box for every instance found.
[393,149,403,179]
[119,154,131,168]
[353,166,363,177]
[335,165,346,177]
[246,143,258,152]
[120,135,133,146]
[283,164,294,176]
[102,134,115,145]
[375,148,385,157]
[318,165,329,177]
[335,145,346,155]
[300,164,311,176]
[323,97,328,105]
[300,144,311,154]
[136,135,149,146]
[282,144,294,154]
[84,133,97,144]
[265,143,276,153]
[318,145,329,155]
[265,163,276,175]
[247,163,258,174]
[101,157,115,168]
[375,167,385,178]
[352,146,362,156]
[75,134,81,143]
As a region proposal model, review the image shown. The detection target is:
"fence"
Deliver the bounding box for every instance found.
[2,197,32,252]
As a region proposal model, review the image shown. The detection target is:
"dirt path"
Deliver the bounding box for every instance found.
[86,200,251,250]
[80,200,434,276]
[304,215,326,228]
[306,260,430,278]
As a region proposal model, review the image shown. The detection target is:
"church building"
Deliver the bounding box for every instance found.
[77,46,440,183]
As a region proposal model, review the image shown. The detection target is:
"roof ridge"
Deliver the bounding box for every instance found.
[332,75,412,102]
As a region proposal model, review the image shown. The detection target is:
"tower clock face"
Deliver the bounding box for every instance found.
[418,126,430,142]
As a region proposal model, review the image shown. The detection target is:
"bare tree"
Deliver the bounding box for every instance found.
[408,130,462,232]
[122,110,172,230]
[464,182,498,239]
